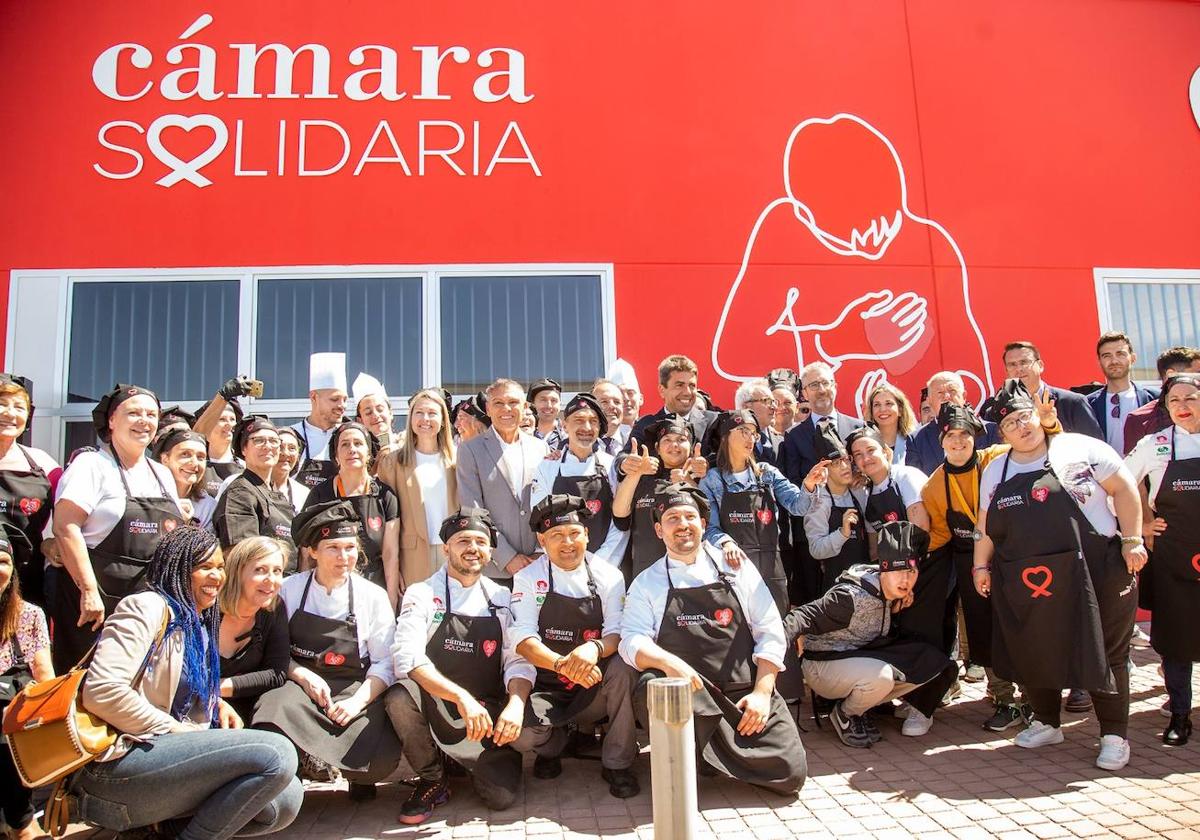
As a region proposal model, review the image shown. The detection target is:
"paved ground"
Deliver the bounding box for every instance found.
[60,634,1200,839]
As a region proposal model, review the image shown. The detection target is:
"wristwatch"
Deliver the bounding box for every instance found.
[971,529,984,542]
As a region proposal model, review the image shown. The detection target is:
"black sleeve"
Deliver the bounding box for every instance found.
[227,605,290,698]
[213,480,264,550]
[379,484,401,521]
[302,479,335,510]
[782,587,857,641]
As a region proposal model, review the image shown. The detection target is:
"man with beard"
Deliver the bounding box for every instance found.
[528,378,565,449]
[1084,332,1158,454]
[620,483,806,795]
[630,355,718,456]
[386,508,540,824]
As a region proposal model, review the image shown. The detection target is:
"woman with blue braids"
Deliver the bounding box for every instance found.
[73,525,304,840]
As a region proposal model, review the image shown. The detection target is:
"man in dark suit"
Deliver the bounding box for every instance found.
[1002,340,1104,440]
[630,354,719,456]
[778,362,863,605]
[907,371,1000,476]
[735,377,783,466]
[1085,331,1159,454]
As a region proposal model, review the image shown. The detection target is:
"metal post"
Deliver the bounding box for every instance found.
[648,677,699,839]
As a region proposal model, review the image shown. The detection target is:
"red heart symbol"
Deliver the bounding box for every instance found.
[885,511,899,522]
[367,515,382,531]
[756,508,774,525]
[714,608,734,627]
[18,497,40,515]
[558,673,577,689]
[482,639,498,657]
[582,629,600,640]
[1031,487,1049,503]
[1022,565,1053,598]
[324,652,346,667]
[163,519,177,532]
[1191,554,1200,575]
[585,498,602,515]
[536,580,548,592]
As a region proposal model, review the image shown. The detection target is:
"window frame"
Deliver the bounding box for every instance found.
[1093,267,1200,387]
[7,262,616,461]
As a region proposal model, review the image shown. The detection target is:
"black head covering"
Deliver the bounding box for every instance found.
[233,414,277,458]
[452,392,491,427]
[937,402,985,440]
[329,421,380,466]
[292,500,360,549]
[652,481,711,523]
[0,373,34,422]
[275,426,306,476]
[527,378,562,401]
[91,384,160,443]
[844,425,886,453]
[563,392,603,422]
[813,421,848,462]
[645,416,694,453]
[439,506,499,547]
[529,493,593,534]
[714,409,759,440]
[151,427,206,461]
[767,368,800,397]
[979,379,1035,424]
[876,521,929,573]
[158,405,196,430]
[439,389,454,411]
[197,397,244,425]
[1161,374,1200,414]
[696,389,723,413]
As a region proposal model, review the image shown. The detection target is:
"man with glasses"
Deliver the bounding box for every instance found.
[1085,332,1159,455]
[768,369,805,435]
[1001,341,1103,439]
[735,378,783,466]
[907,371,1000,476]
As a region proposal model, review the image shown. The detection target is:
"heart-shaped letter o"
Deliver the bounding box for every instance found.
[147,114,228,188]
[1191,67,1200,133]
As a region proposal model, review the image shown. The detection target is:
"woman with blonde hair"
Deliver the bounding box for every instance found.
[864,381,920,466]
[375,389,458,589]
[218,535,291,725]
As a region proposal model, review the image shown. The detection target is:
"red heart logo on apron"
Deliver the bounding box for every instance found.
[368,516,383,531]
[558,673,577,689]
[1031,487,1050,503]
[18,497,40,515]
[324,652,346,667]
[714,608,734,627]
[585,498,602,515]
[885,511,899,522]
[1021,565,1053,598]
[582,629,600,640]
[1192,554,1200,575]
[163,518,178,532]
[756,508,774,525]
[482,639,498,657]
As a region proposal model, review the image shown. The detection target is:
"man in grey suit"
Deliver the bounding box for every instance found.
[1002,340,1104,440]
[456,378,550,580]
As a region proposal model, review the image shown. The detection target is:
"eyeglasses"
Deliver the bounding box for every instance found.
[1005,357,1038,371]
[247,436,280,449]
[747,397,777,407]
[803,379,834,392]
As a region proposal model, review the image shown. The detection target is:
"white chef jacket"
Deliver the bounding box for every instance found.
[1124,425,1200,509]
[529,448,627,567]
[509,554,625,648]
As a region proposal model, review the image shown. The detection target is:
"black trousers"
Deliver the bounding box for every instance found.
[0,745,34,830]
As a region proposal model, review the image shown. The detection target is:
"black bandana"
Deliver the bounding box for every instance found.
[151,428,206,461]
[845,425,886,453]
[563,392,603,421]
[329,421,380,465]
[439,506,498,547]
[1162,374,1200,407]
[292,500,361,548]
[714,409,759,440]
[652,481,710,523]
[234,415,277,458]
[645,416,693,453]
[530,493,593,533]
[876,521,929,572]
[91,384,160,443]
[937,403,984,440]
[980,379,1035,423]
[527,378,562,401]
[452,393,491,426]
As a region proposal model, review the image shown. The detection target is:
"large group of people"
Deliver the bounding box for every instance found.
[0,334,1196,838]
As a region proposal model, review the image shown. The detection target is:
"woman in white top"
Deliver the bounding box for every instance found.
[52,384,183,673]
[863,381,920,466]
[376,389,458,590]
[152,428,216,531]
[1123,373,1200,746]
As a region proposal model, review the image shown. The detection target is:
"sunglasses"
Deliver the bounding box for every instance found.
[1109,393,1120,419]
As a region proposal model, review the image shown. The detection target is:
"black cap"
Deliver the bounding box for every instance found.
[844,425,886,452]
[937,403,984,440]
[563,392,604,422]
[91,384,160,443]
[0,374,34,420]
[1163,373,1200,398]
[714,409,759,440]
[439,506,498,547]
[652,481,711,522]
[292,500,360,549]
[645,416,693,453]
[980,379,1035,424]
[530,493,594,534]
[876,521,929,573]
[528,378,562,401]
[158,405,197,429]
[813,421,848,462]
[329,421,380,466]
[233,415,277,458]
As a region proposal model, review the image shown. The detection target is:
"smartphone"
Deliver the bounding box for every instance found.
[247,379,264,398]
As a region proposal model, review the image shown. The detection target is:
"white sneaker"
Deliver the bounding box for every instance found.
[1015,720,1064,748]
[902,710,934,736]
[1130,624,1151,649]
[1096,735,1130,771]
[893,700,913,720]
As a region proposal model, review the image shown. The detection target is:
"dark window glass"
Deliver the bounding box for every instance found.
[1107,282,1200,381]
[440,275,604,394]
[67,280,239,402]
[255,277,422,399]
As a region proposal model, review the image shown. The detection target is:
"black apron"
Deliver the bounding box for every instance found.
[527,558,607,727]
[256,572,400,779]
[643,551,802,793]
[237,473,297,573]
[718,471,788,613]
[405,574,524,790]
[628,473,668,582]
[0,445,53,606]
[819,487,869,593]
[941,462,992,667]
[298,425,338,491]
[984,445,1133,692]
[1147,428,1200,662]
[550,455,614,556]
[334,479,389,587]
[0,637,33,745]
[202,458,243,497]
[864,472,906,530]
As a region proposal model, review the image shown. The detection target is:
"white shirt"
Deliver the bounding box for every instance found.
[293,419,335,463]
[530,448,627,567]
[510,554,626,649]
[619,543,786,672]
[980,432,1125,537]
[414,450,449,545]
[1124,425,1200,508]
[191,493,217,532]
[391,567,535,687]
[279,571,396,686]
[1100,386,1139,453]
[493,428,527,497]
[55,450,182,546]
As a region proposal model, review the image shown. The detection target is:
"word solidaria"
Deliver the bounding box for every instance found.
[92,14,540,188]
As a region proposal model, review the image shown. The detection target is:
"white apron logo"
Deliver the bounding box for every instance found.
[995,494,1024,510]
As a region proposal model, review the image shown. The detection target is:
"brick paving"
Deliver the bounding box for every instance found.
[62,638,1200,839]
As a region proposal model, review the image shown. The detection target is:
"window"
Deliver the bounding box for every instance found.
[1094,268,1200,382]
[8,264,614,462]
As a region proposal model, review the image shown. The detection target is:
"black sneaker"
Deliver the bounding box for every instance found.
[1064,689,1092,713]
[862,714,884,744]
[830,701,873,748]
[982,704,1025,732]
[398,778,450,825]
[533,755,562,779]
[601,767,640,798]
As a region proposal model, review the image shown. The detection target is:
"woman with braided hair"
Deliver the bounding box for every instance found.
[73,525,303,840]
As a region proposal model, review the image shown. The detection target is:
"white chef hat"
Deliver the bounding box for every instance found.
[352,372,388,413]
[606,358,640,393]
[309,352,347,393]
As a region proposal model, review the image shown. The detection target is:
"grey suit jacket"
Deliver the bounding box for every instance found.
[455,429,549,578]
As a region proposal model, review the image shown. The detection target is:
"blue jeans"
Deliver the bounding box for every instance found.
[1163,659,1194,715]
[75,729,303,840]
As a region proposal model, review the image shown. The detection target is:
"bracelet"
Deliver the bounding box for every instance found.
[552,656,566,673]
[971,566,990,574]
[1120,535,1144,547]
[590,638,606,656]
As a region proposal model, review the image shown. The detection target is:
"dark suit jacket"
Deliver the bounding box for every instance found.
[756,428,783,467]
[1044,386,1104,440]
[779,413,864,486]
[1085,384,1160,444]
[906,418,1000,476]
[1122,399,1171,455]
[630,405,719,456]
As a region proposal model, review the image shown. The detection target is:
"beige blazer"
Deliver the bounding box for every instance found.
[375,448,458,587]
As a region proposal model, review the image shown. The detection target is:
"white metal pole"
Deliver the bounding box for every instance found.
[648,676,699,839]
